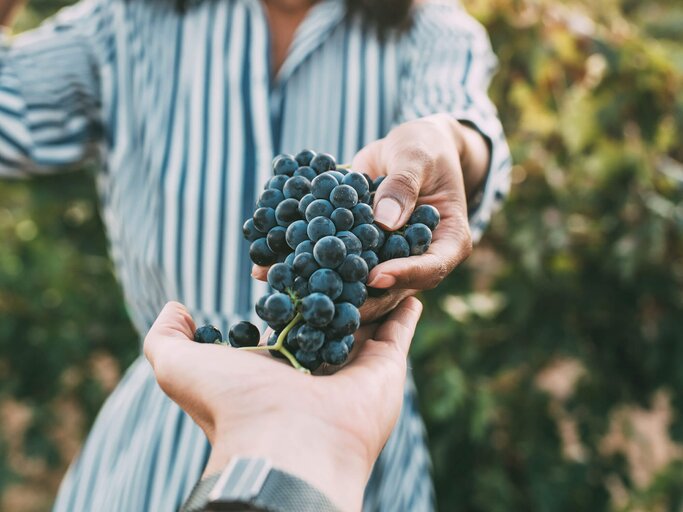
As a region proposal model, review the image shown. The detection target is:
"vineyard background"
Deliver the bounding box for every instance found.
[1,0,682,510]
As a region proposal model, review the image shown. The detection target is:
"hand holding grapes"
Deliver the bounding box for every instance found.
[351,114,490,320]
[144,298,423,512]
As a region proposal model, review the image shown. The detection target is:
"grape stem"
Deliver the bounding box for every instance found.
[238,313,310,374]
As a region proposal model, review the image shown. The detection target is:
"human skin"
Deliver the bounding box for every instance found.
[144,298,423,512]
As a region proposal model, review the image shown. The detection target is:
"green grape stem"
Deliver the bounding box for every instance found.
[237,313,309,374]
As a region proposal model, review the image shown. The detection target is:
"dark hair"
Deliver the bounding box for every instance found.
[175,0,413,31]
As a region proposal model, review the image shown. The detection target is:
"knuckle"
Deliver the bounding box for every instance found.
[390,171,421,196]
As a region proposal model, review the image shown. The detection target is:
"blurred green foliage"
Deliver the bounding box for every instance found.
[1,0,682,511]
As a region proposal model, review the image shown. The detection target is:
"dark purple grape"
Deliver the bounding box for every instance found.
[258,188,285,209]
[294,349,322,371]
[294,166,317,181]
[327,302,360,337]
[309,268,343,300]
[243,218,266,242]
[342,172,370,197]
[275,198,301,227]
[286,220,309,249]
[228,322,260,347]
[293,252,320,279]
[330,184,358,209]
[360,250,379,271]
[321,340,349,365]
[305,199,334,221]
[273,154,298,176]
[250,238,278,266]
[283,175,311,200]
[295,240,315,256]
[311,173,338,199]
[300,292,335,328]
[338,254,369,282]
[297,324,326,352]
[266,226,289,254]
[330,208,354,231]
[379,234,410,261]
[313,236,347,268]
[265,293,295,324]
[295,149,316,167]
[267,174,289,191]
[307,217,336,242]
[352,203,374,227]
[352,224,380,250]
[267,263,295,292]
[338,281,367,307]
[335,231,362,256]
[409,204,440,230]
[253,207,277,232]
[194,325,223,344]
[310,153,336,174]
[405,223,432,255]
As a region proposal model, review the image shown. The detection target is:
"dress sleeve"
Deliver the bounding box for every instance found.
[0,0,112,178]
[397,2,512,243]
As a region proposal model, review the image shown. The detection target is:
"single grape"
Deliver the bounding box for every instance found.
[285,220,309,249]
[194,325,223,344]
[310,153,336,174]
[338,280,368,307]
[336,168,349,176]
[275,198,301,227]
[297,324,326,352]
[228,321,260,347]
[305,199,334,221]
[265,293,295,324]
[363,173,375,191]
[373,176,385,189]
[321,340,349,365]
[374,224,386,248]
[338,254,369,282]
[285,324,302,351]
[309,268,343,300]
[301,292,335,327]
[330,184,358,209]
[351,203,374,227]
[273,154,298,176]
[360,250,379,271]
[294,349,322,371]
[327,302,360,337]
[313,235,347,268]
[352,224,380,250]
[243,218,265,242]
[292,252,320,279]
[328,170,344,183]
[295,149,316,167]
[330,208,354,231]
[266,226,289,254]
[298,193,315,217]
[307,216,336,242]
[311,173,338,199]
[258,188,285,209]
[379,234,410,261]
[292,276,309,297]
[285,252,296,266]
[335,231,362,256]
[283,175,311,200]
[341,334,355,351]
[404,223,432,255]
[341,172,370,197]
[295,240,315,256]
[255,295,269,321]
[294,166,317,181]
[253,207,277,232]
[250,238,278,266]
[409,204,440,230]
[266,174,289,191]
[267,263,295,292]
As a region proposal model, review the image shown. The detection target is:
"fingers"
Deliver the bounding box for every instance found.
[144,301,196,367]
[252,265,268,281]
[350,140,382,179]
[358,288,414,323]
[372,149,431,230]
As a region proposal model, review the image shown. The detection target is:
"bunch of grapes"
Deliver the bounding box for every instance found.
[193,149,439,373]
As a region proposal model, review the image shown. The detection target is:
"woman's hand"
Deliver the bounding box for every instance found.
[144,298,423,512]
[353,114,489,321]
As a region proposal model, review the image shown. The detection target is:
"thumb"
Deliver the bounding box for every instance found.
[372,155,425,231]
[144,301,196,368]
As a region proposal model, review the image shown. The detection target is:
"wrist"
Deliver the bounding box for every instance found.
[206,415,371,512]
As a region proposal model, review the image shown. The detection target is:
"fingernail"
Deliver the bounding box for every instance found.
[367,273,396,288]
[374,198,402,229]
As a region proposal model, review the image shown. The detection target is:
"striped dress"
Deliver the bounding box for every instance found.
[0,1,511,510]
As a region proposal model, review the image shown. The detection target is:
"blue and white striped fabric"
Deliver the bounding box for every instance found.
[0,1,511,510]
